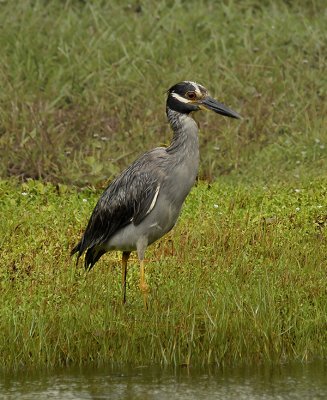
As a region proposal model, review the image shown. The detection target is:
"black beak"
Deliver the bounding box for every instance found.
[200,96,241,119]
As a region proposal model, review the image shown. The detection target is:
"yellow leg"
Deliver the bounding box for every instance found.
[122,251,130,304]
[139,259,149,309]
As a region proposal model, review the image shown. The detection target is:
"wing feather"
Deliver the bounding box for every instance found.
[71,149,164,266]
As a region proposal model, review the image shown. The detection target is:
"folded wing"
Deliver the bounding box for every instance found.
[71,150,164,269]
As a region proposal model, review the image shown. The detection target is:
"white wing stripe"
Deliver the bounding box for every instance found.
[146,185,160,216]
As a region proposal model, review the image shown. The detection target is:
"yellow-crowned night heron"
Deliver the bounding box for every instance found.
[72,81,240,306]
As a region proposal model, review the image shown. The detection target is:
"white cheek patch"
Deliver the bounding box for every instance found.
[171,92,191,104]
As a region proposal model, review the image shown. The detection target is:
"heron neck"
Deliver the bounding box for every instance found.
[166,108,199,156]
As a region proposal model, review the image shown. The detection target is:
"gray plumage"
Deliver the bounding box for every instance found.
[72,81,240,304]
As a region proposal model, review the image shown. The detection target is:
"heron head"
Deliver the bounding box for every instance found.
[166,81,240,119]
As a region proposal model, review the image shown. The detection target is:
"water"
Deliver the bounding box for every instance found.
[1,360,326,399]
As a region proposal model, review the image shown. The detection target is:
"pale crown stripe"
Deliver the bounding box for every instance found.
[186,81,201,96]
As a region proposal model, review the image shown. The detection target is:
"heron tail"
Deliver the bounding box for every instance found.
[85,246,106,271]
[71,237,105,270]
[71,242,81,256]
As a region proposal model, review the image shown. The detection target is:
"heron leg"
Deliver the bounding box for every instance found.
[122,251,130,304]
[139,259,149,309]
[137,238,149,309]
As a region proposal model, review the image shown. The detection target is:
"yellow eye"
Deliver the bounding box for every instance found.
[186,91,197,100]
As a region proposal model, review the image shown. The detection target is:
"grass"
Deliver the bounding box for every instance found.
[1,178,326,370]
[0,0,326,372]
[0,0,326,185]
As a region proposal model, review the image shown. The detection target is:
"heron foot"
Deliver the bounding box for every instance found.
[140,284,149,310]
[139,281,150,293]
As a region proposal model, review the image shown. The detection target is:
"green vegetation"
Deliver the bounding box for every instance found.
[0,0,326,184]
[1,178,326,370]
[0,0,326,372]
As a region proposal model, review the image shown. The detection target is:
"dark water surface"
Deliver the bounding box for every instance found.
[1,360,326,399]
